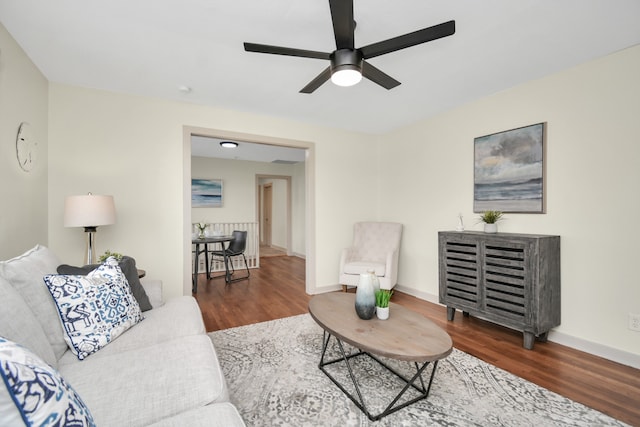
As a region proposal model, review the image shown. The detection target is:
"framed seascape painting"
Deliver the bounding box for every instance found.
[192,178,223,208]
[474,123,545,213]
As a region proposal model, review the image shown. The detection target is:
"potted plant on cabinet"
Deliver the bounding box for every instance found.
[375,289,393,320]
[479,210,504,233]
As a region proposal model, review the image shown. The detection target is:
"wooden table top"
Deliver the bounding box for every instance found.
[308,293,453,363]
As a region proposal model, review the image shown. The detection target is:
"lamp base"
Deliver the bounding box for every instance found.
[84,226,98,265]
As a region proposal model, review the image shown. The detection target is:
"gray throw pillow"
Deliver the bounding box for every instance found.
[56,256,153,312]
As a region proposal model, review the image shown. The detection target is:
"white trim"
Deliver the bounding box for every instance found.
[394,285,440,305]
[547,330,640,369]
[395,287,640,369]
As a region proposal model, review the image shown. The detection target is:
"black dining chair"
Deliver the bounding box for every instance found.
[209,230,250,282]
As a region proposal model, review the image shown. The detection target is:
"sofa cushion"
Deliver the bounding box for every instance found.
[57,296,205,366]
[147,402,246,427]
[140,278,164,308]
[43,258,143,360]
[0,336,95,427]
[57,255,152,312]
[0,276,56,368]
[0,245,68,360]
[59,335,228,427]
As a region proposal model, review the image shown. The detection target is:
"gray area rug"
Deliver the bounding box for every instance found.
[209,314,627,426]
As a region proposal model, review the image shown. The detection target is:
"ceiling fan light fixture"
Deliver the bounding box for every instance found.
[330,49,363,87]
[331,67,362,87]
[220,141,238,148]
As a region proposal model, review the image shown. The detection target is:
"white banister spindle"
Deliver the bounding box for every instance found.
[192,222,260,273]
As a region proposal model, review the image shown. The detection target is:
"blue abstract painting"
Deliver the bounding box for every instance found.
[192,178,223,208]
[474,123,545,213]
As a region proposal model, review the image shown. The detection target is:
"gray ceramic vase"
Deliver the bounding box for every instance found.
[355,272,378,320]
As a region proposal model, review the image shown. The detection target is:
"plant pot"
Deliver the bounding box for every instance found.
[376,306,389,320]
[484,223,498,233]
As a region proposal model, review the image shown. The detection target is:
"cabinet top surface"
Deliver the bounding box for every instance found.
[439,230,560,239]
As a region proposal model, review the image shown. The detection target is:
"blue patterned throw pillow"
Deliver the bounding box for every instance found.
[43,257,144,360]
[0,336,95,426]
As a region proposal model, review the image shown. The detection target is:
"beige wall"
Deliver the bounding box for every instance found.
[0,24,49,259]
[291,161,306,256]
[379,45,640,360]
[47,85,376,299]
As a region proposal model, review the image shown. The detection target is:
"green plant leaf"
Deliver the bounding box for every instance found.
[479,210,504,224]
[98,250,123,263]
[375,289,393,308]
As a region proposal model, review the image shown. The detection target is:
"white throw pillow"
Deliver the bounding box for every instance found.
[0,245,68,360]
[43,257,144,360]
[0,336,95,426]
[0,276,56,367]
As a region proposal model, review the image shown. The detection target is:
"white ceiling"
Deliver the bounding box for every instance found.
[1,0,639,137]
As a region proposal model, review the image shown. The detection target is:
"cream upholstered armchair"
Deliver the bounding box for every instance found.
[339,222,403,291]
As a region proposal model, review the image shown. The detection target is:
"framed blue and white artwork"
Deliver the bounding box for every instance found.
[192,178,223,208]
[474,123,545,213]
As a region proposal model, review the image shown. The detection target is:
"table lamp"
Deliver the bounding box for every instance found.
[64,193,116,264]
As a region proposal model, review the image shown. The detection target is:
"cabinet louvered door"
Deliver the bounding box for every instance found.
[482,242,528,325]
[438,231,560,350]
[440,240,480,314]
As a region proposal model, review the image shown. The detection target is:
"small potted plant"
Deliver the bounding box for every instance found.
[98,250,123,263]
[479,210,504,233]
[375,289,393,320]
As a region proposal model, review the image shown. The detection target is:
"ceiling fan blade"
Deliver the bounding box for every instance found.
[360,20,455,59]
[362,61,401,90]
[244,42,330,60]
[329,0,355,49]
[300,67,332,94]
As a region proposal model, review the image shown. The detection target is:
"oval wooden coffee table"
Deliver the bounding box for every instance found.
[308,292,452,421]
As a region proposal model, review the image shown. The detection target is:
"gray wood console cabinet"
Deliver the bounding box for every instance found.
[438,231,560,349]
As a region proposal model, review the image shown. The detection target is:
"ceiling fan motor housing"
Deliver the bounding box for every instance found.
[330,49,363,73]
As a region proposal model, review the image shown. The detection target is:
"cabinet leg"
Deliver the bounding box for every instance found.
[462,311,470,317]
[446,307,456,321]
[523,332,535,350]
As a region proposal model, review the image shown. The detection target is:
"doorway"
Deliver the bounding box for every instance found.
[183,126,317,295]
[257,175,292,258]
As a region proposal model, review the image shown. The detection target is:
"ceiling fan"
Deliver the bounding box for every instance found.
[243,0,455,93]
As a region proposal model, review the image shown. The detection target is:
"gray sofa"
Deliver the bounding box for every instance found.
[0,245,245,426]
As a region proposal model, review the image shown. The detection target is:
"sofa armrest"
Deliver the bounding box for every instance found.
[140,278,164,308]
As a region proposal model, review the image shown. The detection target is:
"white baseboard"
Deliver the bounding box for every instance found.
[547,331,640,369]
[394,285,440,304]
[394,286,640,370]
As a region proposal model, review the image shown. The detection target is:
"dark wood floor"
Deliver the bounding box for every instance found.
[193,256,640,426]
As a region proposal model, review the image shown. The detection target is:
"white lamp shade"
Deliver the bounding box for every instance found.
[64,194,116,227]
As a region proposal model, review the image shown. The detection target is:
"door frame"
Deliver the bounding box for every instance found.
[261,182,273,247]
[257,175,292,255]
[182,126,316,295]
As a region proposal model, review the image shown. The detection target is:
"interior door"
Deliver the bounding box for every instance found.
[263,183,273,246]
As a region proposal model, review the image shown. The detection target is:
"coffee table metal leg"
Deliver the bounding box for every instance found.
[318,332,439,421]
